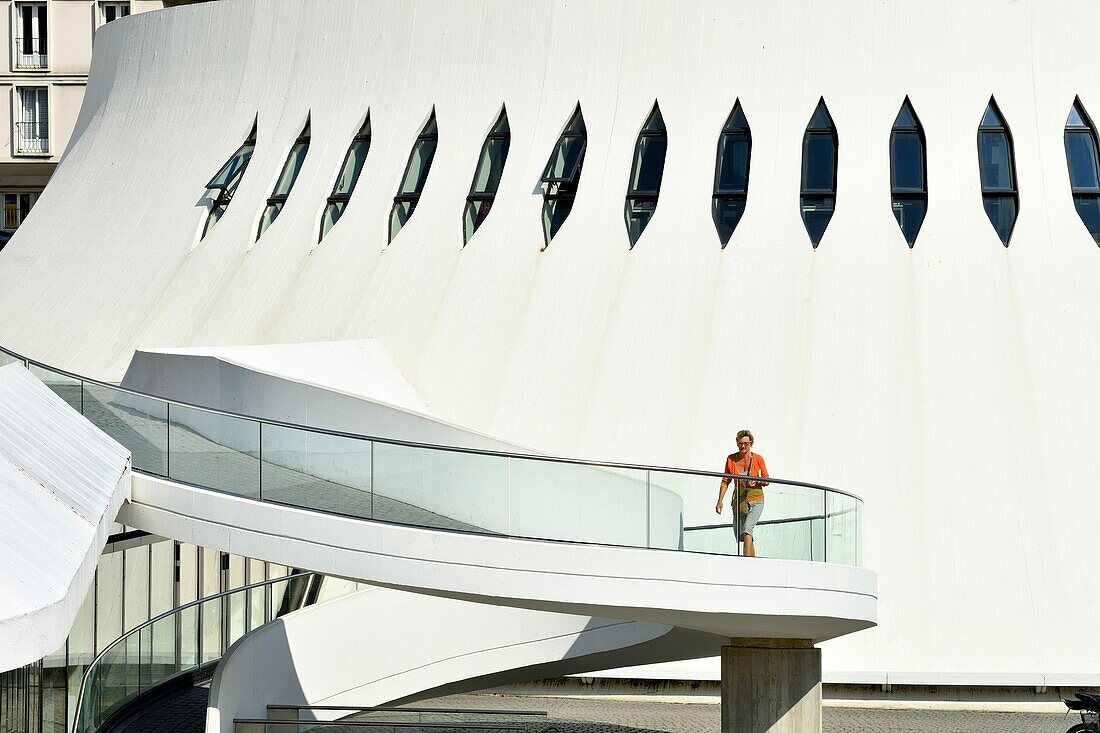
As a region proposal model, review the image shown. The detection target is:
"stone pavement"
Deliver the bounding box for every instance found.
[417,692,1075,733]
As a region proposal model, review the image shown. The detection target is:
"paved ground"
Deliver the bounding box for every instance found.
[416,693,1075,733]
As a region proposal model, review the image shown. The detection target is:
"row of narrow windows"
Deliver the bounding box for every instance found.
[200,96,1100,249]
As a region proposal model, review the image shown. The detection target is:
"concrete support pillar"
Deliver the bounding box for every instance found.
[721,638,821,733]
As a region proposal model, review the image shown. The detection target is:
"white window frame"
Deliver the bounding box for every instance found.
[11,1,49,72]
[13,85,51,157]
[99,1,130,26]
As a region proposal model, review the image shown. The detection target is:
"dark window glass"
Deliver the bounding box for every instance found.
[624,102,667,246]
[889,99,927,246]
[712,101,751,245]
[977,98,1018,246]
[320,113,370,242]
[389,110,438,243]
[800,99,837,246]
[464,108,510,244]
[258,118,311,240]
[202,120,258,239]
[540,105,586,248]
[1064,99,1100,244]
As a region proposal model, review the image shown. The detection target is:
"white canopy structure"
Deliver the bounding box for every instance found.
[0,363,130,671]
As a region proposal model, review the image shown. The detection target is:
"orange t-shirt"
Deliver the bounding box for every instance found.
[724,452,769,504]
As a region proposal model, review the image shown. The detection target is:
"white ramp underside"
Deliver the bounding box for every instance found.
[0,363,131,671]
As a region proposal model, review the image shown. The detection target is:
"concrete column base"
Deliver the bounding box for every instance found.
[721,638,822,733]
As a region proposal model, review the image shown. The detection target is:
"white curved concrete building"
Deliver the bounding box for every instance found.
[0,0,1098,727]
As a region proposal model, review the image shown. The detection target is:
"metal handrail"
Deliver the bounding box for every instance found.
[72,572,312,733]
[267,706,546,715]
[0,343,862,500]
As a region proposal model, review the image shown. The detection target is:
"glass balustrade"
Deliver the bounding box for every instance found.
[0,344,863,567]
[74,574,311,733]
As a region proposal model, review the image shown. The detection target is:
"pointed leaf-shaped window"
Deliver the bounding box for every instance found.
[977,98,1018,246]
[389,110,438,243]
[624,102,667,247]
[1064,97,1100,244]
[540,104,586,248]
[257,117,311,240]
[463,107,510,245]
[890,98,927,247]
[202,120,257,238]
[801,99,838,247]
[712,101,751,246]
[319,112,371,242]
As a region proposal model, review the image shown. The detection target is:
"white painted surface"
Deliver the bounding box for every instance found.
[207,586,726,733]
[120,474,877,643]
[0,363,130,672]
[0,0,1092,679]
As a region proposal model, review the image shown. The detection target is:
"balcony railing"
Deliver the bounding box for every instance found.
[14,121,48,154]
[13,37,47,69]
[0,344,864,566]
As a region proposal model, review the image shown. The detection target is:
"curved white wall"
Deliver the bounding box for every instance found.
[1,0,1098,679]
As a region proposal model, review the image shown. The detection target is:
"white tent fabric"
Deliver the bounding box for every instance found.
[0,363,130,672]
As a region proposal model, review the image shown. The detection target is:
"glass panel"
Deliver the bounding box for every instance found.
[890,132,924,190]
[825,492,860,566]
[95,553,123,655]
[542,196,573,246]
[272,140,309,197]
[203,202,227,237]
[257,202,284,239]
[319,200,346,240]
[149,541,174,671]
[801,196,835,245]
[983,194,1017,244]
[372,442,505,533]
[248,560,266,630]
[68,584,95,667]
[200,549,221,663]
[388,200,414,242]
[261,424,373,517]
[463,199,492,243]
[724,104,748,132]
[1065,131,1100,189]
[42,653,66,733]
[28,364,81,410]
[808,102,833,129]
[123,545,150,633]
[399,138,438,195]
[543,135,585,182]
[978,131,1014,190]
[227,555,247,646]
[1068,103,1088,128]
[712,198,746,245]
[167,403,260,498]
[82,384,168,475]
[980,103,1003,127]
[207,142,255,189]
[332,138,369,196]
[628,135,667,194]
[892,198,926,245]
[802,134,837,192]
[508,458,647,545]
[1074,195,1100,242]
[894,102,918,128]
[624,198,657,244]
[177,543,198,669]
[641,106,665,132]
[470,137,509,194]
[0,348,19,367]
[715,135,750,193]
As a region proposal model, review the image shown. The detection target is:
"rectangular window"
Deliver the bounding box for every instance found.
[16,87,49,154]
[101,1,131,24]
[14,2,47,69]
[1,192,36,228]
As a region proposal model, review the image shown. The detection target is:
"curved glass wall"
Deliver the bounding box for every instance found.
[712,101,751,246]
[801,99,838,247]
[201,120,257,239]
[257,117,312,240]
[624,102,667,247]
[463,108,510,245]
[320,113,371,242]
[540,104,586,248]
[389,110,438,243]
[977,98,1018,246]
[1064,98,1100,244]
[890,98,927,247]
[0,344,863,569]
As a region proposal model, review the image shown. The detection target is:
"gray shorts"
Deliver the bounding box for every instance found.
[739,500,764,538]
